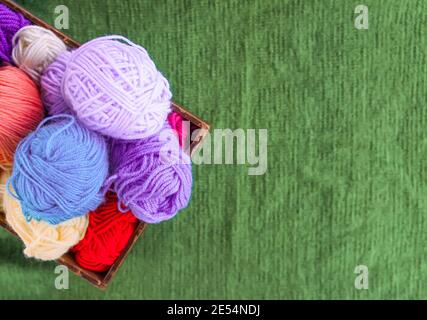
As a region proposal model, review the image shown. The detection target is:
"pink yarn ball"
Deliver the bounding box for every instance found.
[168,111,189,148]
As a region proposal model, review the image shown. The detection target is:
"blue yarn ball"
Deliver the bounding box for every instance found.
[7,115,109,225]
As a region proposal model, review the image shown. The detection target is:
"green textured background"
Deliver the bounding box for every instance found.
[0,0,425,299]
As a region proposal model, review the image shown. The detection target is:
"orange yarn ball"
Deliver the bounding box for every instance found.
[0,66,44,168]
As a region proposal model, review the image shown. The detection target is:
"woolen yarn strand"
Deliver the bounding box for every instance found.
[0,169,9,204]
[109,122,192,223]
[72,192,138,272]
[12,25,67,82]
[61,35,172,139]
[168,111,189,148]
[0,66,44,169]
[41,50,72,115]
[0,3,30,63]
[8,115,109,225]
[2,175,88,261]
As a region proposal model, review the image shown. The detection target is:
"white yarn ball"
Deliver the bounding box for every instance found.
[12,26,67,82]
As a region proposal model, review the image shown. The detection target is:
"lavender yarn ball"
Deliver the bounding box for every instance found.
[61,35,172,140]
[109,122,192,223]
[7,115,109,225]
[0,3,31,63]
[41,51,72,115]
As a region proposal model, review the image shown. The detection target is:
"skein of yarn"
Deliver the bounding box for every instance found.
[168,111,190,148]
[108,122,192,223]
[72,192,138,272]
[60,35,172,139]
[0,3,30,63]
[3,174,88,261]
[8,115,109,225]
[12,25,67,82]
[41,51,72,115]
[0,169,9,204]
[0,66,44,169]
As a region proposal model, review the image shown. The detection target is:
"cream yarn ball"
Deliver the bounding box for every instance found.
[1,171,89,261]
[12,25,67,82]
[0,169,8,204]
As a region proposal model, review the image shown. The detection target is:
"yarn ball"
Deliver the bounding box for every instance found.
[0,66,44,169]
[72,192,138,272]
[8,115,109,225]
[12,25,67,82]
[61,35,172,139]
[168,111,189,148]
[109,122,192,223]
[3,177,88,261]
[41,50,72,115]
[0,3,31,63]
[0,169,9,203]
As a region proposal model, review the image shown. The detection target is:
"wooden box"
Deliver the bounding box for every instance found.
[0,0,210,289]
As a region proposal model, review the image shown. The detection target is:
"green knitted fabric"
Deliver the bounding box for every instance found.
[0,0,425,299]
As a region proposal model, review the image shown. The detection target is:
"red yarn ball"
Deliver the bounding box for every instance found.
[168,111,189,148]
[72,193,138,272]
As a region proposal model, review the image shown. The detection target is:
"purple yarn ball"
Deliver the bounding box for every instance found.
[0,4,31,63]
[109,122,192,223]
[61,35,172,140]
[41,50,72,115]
